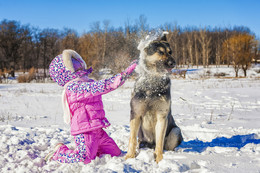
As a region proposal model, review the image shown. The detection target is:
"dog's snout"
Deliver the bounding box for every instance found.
[166,57,176,68]
[168,60,174,67]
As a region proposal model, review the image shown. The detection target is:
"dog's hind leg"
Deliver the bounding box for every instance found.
[125,117,141,160]
[164,126,183,151]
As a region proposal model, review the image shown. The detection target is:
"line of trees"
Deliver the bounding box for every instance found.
[0,16,259,79]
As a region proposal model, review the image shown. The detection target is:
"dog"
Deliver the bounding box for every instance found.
[125,34,183,163]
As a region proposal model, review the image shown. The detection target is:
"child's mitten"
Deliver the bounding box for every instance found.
[119,60,138,85]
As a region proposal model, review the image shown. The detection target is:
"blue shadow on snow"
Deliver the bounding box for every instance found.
[172,69,200,74]
[178,134,260,153]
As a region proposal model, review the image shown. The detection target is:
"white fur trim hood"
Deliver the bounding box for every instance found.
[62,49,87,72]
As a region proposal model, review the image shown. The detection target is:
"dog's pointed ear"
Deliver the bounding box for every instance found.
[160,34,167,41]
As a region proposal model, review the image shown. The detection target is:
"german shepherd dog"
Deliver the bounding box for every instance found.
[125,34,183,163]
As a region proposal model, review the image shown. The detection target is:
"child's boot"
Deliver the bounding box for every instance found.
[44,143,64,162]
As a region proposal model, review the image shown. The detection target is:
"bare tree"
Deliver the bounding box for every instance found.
[186,31,194,66]
[19,25,32,72]
[168,25,180,65]
[180,34,187,66]
[102,20,110,65]
[214,30,222,67]
[198,29,211,67]
[136,14,149,38]
[194,32,200,67]
[90,21,101,33]
[61,28,79,51]
[0,20,29,76]
[31,27,42,71]
[78,34,97,68]
[40,29,60,78]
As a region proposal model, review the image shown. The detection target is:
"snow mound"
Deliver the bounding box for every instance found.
[1,76,260,172]
[1,124,260,172]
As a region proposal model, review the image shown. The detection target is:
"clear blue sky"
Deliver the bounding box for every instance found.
[0,0,259,38]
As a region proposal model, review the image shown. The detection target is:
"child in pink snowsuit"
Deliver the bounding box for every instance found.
[47,49,137,164]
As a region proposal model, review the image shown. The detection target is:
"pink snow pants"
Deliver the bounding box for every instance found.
[52,128,121,164]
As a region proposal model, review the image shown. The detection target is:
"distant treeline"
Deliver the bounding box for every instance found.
[0,16,259,78]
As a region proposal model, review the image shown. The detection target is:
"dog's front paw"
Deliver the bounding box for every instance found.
[155,154,163,163]
[154,152,163,163]
[125,152,136,160]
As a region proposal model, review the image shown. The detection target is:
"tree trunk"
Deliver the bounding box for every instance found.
[242,65,247,77]
[187,33,193,66]
[43,41,47,78]
[243,69,247,77]
[235,67,239,77]
[102,32,107,65]
[194,34,199,68]
[12,55,16,77]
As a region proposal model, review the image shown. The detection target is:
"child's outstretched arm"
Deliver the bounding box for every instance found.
[66,60,138,97]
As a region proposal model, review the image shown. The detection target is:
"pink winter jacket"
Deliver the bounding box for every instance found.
[65,63,137,136]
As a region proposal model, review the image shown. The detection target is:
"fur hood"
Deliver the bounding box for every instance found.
[49,49,88,87]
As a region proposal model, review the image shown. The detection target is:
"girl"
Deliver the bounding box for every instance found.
[45,49,137,164]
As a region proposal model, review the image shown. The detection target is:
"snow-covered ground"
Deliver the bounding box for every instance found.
[1,67,260,173]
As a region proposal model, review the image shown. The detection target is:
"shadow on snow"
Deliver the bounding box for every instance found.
[178,134,260,153]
